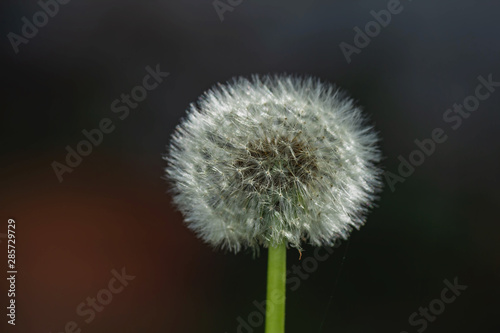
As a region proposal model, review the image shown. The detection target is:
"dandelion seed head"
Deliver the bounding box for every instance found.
[165,75,382,253]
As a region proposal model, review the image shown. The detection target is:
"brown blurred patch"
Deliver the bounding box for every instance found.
[0,149,220,333]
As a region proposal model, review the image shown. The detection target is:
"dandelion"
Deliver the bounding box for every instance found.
[165,74,382,333]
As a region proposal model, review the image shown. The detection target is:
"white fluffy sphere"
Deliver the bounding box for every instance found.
[166,75,382,253]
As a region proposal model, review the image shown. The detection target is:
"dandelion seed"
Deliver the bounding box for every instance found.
[165,74,382,253]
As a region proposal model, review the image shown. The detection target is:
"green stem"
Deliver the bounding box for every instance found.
[265,242,287,333]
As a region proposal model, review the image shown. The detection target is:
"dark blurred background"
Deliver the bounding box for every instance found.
[1,0,499,332]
